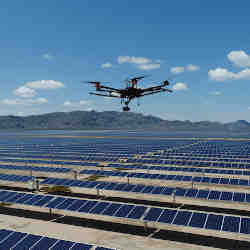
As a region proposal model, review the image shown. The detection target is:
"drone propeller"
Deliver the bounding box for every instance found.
[81,81,111,85]
[129,75,151,82]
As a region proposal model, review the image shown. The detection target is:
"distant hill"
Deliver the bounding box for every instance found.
[0,111,249,131]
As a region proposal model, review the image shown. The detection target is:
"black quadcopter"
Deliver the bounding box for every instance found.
[82,75,173,111]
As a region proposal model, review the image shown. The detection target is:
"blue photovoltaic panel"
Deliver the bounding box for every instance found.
[157,209,177,224]
[185,189,198,198]
[151,186,166,195]
[188,212,207,228]
[23,195,44,205]
[114,204,135,218]
[66,200,88,211]
[0,230,13,243]
[131,185,145,193]
[33,195,54,206]
[55,198,77,210]
[196,190,209,199]
[0,231,27,249]
[11,234,42,250]
[205,214,223,231]
[0,192,17,202]
[70,243,92,250]
[78,200,98,213]
[101,203,122,216]
[127,205,147,219]
[144,207,163,221]
[50,240,75,249]
[162,187,174,195]
[15,194,34,204]
[220,192,233,201]
[222,216,240,233]
[46,197,66,209]
[240,218,250,234]
[233,192,245,202]
[89,202,110,214]
[175,188,186,196]
[172,211,192,226]
[208,191,221,200]
[28,237,58,249]
[141,186,154,194]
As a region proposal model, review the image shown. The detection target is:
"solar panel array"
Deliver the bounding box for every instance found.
[79,169,250,188]
[0,229,116,250]
[41,176,250,205]
[1,137,250,248]
[0,173,32,183]
[1,189,250,236]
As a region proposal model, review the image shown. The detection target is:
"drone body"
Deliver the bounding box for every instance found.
[83,75,173,111]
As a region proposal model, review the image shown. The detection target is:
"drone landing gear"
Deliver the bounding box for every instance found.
[123,106,130,111]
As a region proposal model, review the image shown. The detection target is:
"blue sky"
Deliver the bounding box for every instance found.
[0,1,250,122]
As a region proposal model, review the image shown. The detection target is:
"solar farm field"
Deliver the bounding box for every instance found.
[1,131,250,249]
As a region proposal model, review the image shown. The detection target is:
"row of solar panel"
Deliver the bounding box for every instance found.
[107,163,250,176]
[41,177,250,204]
[0,173,32,183]
[1,152,250,169]
[0,158,99,167]
[1,157,250,178]
[0,229,115,250]
[0,164,70,173]
[80,169,250,188]
[0,190,250,235]
[150,154,250,163]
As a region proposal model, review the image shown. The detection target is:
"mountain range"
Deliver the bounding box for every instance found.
[0,111,249,132]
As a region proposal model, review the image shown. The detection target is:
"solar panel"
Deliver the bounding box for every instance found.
[143,207,163,222]
[240,218,250,234]
[0,231,27,249]
[220,192,233,201]
[50,239,75,249]
[222,216,240,233]
[78,200,98,213]
[233,192,245,202]
[113,204,135,218]
[157,209,177,224]
[127,205,147,219]
[46,197,66,209]
[188,212,207,228]
[205,214,223,230]
[89,202,110,214]
[172,211,192,226]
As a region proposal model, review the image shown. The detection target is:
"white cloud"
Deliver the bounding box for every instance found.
[101,62,112,68]
[1,97,48,105]
[117,56,160,71]
[227,50,250,68]
[13,86,36,98]
[170,66,185,74]
[118,56,151,65]
[210,91,221,96]
[208,67,250,82]
[42,53,54,60]
[137,63,160,70]
[171,64,200,74]
[172,82,188,91]
[25,80,64,89]
[63,100,92,107]
[248,107,250,110]
[186,64,200,72]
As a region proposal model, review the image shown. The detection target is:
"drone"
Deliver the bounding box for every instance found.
[82,75,173,111]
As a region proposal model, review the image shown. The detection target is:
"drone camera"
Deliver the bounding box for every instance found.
[164,80,169,86]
